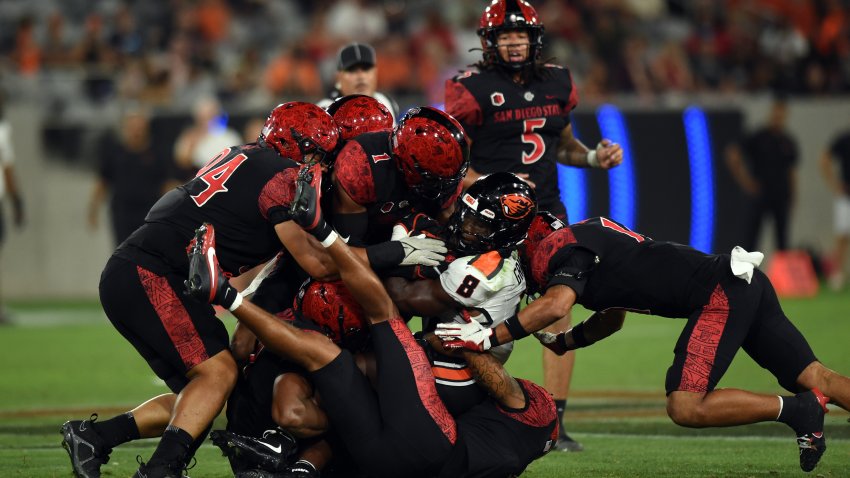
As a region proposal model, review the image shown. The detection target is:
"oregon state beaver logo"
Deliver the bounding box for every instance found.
[500,194,533,219]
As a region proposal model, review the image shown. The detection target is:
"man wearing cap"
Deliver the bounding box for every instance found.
[318,42,399,121]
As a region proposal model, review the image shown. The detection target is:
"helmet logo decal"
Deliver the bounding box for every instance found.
[501,194,534,219]
[462,193,479,210]
[490,92,505,106]
[480,208,496,219]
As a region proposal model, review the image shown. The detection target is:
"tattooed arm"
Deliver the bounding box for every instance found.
[425,333,526,409]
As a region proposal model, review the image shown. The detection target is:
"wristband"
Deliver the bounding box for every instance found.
[570,321,590,348]
[488,331,501,348]
[504,314,530,341]
[320,230,339,248]
[228,292,243,311]
[366,241,404,270]
[586,149,600,168]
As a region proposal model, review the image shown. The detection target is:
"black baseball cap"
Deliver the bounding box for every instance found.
[337,43,376,71]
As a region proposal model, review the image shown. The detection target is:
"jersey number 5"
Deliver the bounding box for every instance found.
[191,149,248,207]
[521,118,546,164]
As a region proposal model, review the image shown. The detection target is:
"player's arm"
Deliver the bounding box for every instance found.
[535,308,626,355]
[385,277,456,317]
[331,181,370,245]
[490,284,576,345]
[556,124,622,170]
[276,221,340,281]
[425,333,525,409]
[725,142,759,195]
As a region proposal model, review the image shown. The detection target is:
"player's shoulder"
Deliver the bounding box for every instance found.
[450,69,480,83]
[334,140,376,205]
[451,251,519,280]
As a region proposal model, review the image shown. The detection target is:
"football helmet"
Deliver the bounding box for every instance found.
[294,279,369,351]
[259,102,339,164]
[519,211,566,293]
[477,0,545,70]
[391,107,470,203]
[326,94,393,141]
[447,172,537,255]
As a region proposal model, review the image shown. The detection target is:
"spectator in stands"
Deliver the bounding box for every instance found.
[317,42,398,120]
[820,126,850,290]
[172,96,242,180]
[88,106,170,246]
[726,96,799,252]
[0,91,24,324]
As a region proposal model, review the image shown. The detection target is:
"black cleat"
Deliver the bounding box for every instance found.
[282,460,320,478]
[185,223,239,309]
[553,433,584,452]
[60,414,112,478]
[796,388,829,472]
[290,164,333,242]
[132,455,189,478]
[210,429,297,474]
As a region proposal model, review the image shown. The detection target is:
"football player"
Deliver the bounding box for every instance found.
[60,102,442,478]
[437,213,850,473]
[445,0,624,450]
[185,163,558,477]
[331,106,470,247]
[385,172,536,415]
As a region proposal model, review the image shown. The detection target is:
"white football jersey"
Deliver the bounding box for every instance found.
[438,250,526,363]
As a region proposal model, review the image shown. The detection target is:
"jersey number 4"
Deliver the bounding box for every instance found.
[191,148,248,207]
[521,118,546,164]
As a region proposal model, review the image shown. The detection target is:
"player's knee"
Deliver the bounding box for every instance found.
[666,394,706,428]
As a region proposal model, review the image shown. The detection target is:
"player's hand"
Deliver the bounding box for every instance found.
[533,330,570,355]
[596,139,623,169]
[435,318,493,352]
[290,164,334,242]
[398,234,447,267]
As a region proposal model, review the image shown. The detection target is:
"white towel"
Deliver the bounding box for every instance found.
[730,246,764,284]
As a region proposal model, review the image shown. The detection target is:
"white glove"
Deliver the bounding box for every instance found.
[398,234,447,267]
[435,319,493,352]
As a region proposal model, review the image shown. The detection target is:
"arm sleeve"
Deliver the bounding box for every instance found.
[545,247,596,296]
[444,77,482,138]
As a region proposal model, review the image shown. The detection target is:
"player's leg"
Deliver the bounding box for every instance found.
[272,373,328,438]
[542,310,582,451]
[828,197,850,289]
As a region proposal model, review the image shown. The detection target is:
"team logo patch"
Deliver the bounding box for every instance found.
[524,91,535,101]
[490,92,505,107]
[500,194,533,219]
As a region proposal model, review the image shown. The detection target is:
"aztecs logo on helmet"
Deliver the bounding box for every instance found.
[260,102,339,164]
[294,279,369,351]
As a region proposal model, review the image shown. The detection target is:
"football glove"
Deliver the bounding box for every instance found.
[534,331,570,356]
[435,317,494,352]
[290,164,334,243]
[398,234,447,267]
[185,223,241,310]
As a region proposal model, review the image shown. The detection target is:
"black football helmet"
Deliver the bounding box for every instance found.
[447,172,537,255]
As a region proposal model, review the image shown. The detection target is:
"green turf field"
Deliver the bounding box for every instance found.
[1,289,849,477]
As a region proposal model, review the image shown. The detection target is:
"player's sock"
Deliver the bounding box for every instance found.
[555,399,567,438]
[91,412,140,448]
[148,425,193,467]
[187,425,212,458]
[776,389,829,472]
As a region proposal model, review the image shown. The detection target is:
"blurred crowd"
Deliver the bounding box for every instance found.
[0,0,848,120]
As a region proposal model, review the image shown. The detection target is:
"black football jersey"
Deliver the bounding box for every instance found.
[533,217,728,317]
[438,379,557,478]
[116,143,299,276]
[333,132,432,245]
[446,66,578,212]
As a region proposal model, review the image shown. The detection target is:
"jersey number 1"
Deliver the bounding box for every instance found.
[600,217,644,242]
[191,149,248,207]
[521,118,546,164]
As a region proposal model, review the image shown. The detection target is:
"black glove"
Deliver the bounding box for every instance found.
[290,164,335,243]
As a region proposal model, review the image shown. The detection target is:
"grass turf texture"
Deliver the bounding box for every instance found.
[1,289,849,477]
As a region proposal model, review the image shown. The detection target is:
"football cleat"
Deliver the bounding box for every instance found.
[185,223,239,309]
[796,388,829,472]
[132,455,189,478]
[553,433,584,452]
[60,414,112,478]
[290,164,331,242]
[281,460,320,478]
[210,429,297,474]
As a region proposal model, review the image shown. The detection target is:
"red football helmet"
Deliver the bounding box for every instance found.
[326,94,394,141]
[519,211,565,294]
[391,107,469,203]
[478,0,545,70]
[260,102,339,164]
[294,279,369,350]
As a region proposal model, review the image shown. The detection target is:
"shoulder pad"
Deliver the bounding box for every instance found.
[452,70,478,82]
[334,141,376,205]
[469,251,505,280]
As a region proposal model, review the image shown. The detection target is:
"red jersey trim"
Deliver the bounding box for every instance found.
[137,266,209,370]
[678,284,729,393]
